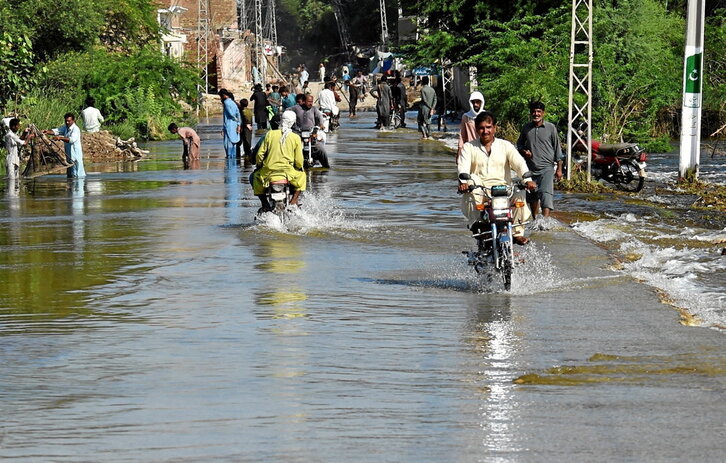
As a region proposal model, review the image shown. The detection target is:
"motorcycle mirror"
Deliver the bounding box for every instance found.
[458,173,471,181]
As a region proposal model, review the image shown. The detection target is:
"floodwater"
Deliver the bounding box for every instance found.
[1,115,725,462]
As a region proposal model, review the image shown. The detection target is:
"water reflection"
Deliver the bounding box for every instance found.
[71,178,85,257]
[224,157,242,225]
[183,157,200,170]
[463,296,523,454]
[6,177,21,248]
[253,238,308,321]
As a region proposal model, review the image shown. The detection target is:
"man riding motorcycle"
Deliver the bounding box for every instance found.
[317,81,340,132]
[457,111,537,245]
[289,94,328,161]
[251,111,306,211]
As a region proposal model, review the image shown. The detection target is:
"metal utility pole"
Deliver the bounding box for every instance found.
[264,0,278,47]
[566,0,593,181]
[254,0,264,81]
[331,0,352,57]
[240,0,247,31]
[439,58,456,132]
[197,0,210,112]
[380,0,389,46]
[679,0,706,181]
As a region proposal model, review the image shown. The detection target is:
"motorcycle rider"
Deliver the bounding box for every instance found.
[290,94,328,160]
[251,111,306,211]
[516,101,563,218]
[457,91,486,161]
[317,81,339,132]
[458,111,537,245]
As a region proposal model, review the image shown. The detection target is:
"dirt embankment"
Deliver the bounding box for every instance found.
[80,131,148,161]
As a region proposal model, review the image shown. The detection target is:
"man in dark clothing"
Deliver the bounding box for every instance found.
[250,84,270,130]
[349,71,364,117]
[392,77,407,128]
[516,101,564,218]
[239,98,254,161]
[370,77,392,129]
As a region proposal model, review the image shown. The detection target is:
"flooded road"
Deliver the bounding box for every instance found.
[1,115,725,462]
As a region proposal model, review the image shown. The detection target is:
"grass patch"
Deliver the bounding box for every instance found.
[557,169,615,193]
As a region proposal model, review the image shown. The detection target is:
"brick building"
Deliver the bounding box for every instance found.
[157,0,254,90]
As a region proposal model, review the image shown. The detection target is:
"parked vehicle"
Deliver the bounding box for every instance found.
[571,130,648,192]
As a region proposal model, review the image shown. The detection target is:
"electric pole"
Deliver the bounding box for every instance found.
[380,0,389,46]
[197,0,210,112]
[566,0,593,181]
[679,0,706,181]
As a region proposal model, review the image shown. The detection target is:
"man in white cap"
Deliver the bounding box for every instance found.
[457,91,485,162]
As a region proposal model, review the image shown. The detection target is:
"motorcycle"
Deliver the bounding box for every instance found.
[301,126,330,168]
[261,178,293,222]
[571,132,648,192]
[459,173,527,291]
[321,109,340,132]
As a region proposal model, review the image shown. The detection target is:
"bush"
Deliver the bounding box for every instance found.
[37,47,199,139]
[641,136,672,154]
[5,88,81,131]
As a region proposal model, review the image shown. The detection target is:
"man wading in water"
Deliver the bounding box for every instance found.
[516,101,563,218]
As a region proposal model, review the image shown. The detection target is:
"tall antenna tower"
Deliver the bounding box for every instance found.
[331,0,352,56]
[566,0,593,181]
[263,0,278,47]
[197,0,210,98]
[240,0,248,31]
[379,0,389,46]
[254,0,265,80]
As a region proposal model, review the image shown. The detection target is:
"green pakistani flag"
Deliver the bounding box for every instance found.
[684,53,702,94]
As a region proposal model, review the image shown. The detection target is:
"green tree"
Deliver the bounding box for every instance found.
[0,32,39,108]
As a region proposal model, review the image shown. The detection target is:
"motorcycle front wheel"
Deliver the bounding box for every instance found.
[498,243,513,291]
[390,112,402,130]
[615,159,645,192]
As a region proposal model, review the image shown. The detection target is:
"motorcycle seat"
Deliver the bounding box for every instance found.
[270,178,289,184]
[597,143,639,157]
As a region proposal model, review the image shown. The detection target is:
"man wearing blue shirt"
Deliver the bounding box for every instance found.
[219,89,241,158]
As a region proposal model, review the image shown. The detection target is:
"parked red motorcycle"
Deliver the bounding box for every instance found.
[571,134,648,192]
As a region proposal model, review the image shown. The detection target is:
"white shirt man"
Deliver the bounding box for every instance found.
[81,101,104,133]
[4,119,29,179]
[317,83,339,132]
[457,112,536,244]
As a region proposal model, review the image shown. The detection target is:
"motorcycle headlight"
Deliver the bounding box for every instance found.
[491,197,509,210]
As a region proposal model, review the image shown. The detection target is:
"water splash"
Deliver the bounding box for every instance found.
[618,240,725,327]
[253,186,376,237]
[528,216,565,231]
[412,243,564,295]
[571,215,726,329]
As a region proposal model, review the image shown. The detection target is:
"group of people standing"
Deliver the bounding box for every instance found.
[4,96,106,180]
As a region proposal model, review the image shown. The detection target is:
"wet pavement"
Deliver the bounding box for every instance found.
[1,114,724,462]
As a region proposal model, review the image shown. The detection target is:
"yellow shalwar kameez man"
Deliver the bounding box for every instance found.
[252,113,306,196]
[457,137,533,237]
